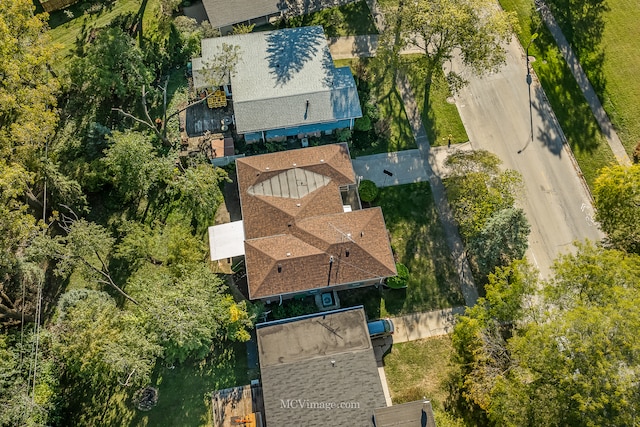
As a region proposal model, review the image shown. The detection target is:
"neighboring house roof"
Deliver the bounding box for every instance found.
[192,26,362,134]
[201,0,283,30]
[373,400,437,427]
[236,144,396,300]
[256,307,387,426]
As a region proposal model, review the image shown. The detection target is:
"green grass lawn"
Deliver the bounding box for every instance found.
[384,335,466,426]
[335,57,417,156]
[46,0,158,69]
[339,183,464,318]
[545,0,640,157]
[499,0,616,189]
[284,0,378,36]
[404,56,469,147]
[62,342,248,426]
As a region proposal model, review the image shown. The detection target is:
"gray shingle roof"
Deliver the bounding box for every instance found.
[256,308,387,426]
[193,26,362,134]
[201,0,283,30]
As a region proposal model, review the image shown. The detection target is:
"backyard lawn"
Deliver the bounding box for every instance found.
[500,0,616,189]
[383,335,465,426]
[61,342,248,426]
[339,183,464,319]
[45,0,160,68]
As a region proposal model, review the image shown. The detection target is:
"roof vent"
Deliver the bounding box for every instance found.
[286,252,291,257]
[277,264,282,273]
[345,249,350,257]
[320,159,324,162]
[296,203,301,207]
[265,167,270,170]
[293,163,296,167]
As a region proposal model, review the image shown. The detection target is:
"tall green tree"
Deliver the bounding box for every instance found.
[52,289,161,390]
[102,130,174,206]
[0,0,59,160]
[452,244,640,426]
[68,27,152,117]
[167,162,228,230]
[386,0,516,90]
[126,263,252,363]
[593,163,640,254]
[469,207,530,280]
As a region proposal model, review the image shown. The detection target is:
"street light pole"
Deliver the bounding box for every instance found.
[518,32,539,154]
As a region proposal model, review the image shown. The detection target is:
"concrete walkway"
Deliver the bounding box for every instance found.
[352,149,427,187]
[390,306,465,343]
[539,2,631,166]
[328,35,423,60]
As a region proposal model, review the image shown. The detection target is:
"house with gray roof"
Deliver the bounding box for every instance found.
[256,306,388,426]
[192,26,362,143]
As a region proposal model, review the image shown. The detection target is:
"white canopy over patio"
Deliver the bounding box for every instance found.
[208,220,245,261]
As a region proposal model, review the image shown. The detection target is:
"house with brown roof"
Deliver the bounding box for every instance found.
[209,143,396,302]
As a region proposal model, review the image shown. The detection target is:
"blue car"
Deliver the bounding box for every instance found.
[367,318,394,338]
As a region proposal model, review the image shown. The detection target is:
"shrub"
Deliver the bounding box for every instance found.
[354,115,372,132]
[386,263,409,289]
[358,179,379,202]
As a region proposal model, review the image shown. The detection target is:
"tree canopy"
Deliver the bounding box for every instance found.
[452,244,640,426]
[593,163,640,254]
[383,0,516,89]
[0,0,59,160]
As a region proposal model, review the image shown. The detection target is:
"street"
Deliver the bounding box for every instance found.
[450,38,604,277]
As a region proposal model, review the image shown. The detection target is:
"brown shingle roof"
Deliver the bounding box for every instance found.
[237,144,396,300]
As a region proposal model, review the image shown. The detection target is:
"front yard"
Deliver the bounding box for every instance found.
[384,335,466,426]
[339,182,464,318]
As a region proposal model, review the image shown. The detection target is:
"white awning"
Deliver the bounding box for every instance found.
[208,221,245,261]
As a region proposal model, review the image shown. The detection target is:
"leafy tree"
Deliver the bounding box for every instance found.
[0,332,59,426]
[445,152,522,239]
[126,263,253,363]
[52,289,161,390]
[593,163,640,254]
[468,207,530,280]
[29,216,138,304]
[102,130,174,205]
[0,0,59,160]
[384,0,516,91]
[114,219,205,272]
[451,245,640,426]
[166,162,228,229]
[0,161,43,325]
[68,27,152,117]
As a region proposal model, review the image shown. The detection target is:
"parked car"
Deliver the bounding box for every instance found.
[367,318,394,338]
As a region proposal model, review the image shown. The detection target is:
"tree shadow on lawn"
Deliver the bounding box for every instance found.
[60,342,249,426]
[545,0,609,95]
[340,183,464,319]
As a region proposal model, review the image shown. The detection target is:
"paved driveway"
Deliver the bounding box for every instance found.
[352,149,428,187]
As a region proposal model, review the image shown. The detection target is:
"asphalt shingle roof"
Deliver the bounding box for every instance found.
[236,144,396,300]
[256,308,387,426]
[193,26,362,134]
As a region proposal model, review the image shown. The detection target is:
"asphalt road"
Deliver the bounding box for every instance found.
[449,38,604,278]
